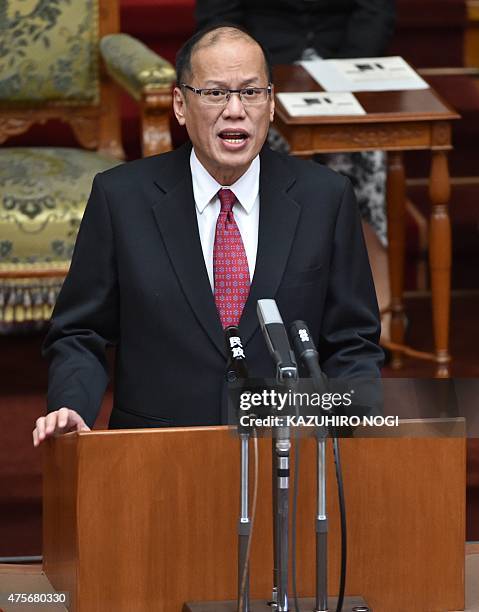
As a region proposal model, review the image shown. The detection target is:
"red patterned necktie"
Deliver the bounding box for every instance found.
[213,188,250,328]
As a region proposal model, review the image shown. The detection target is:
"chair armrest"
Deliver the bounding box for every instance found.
[100,34,176,157]
[100,33,176,100]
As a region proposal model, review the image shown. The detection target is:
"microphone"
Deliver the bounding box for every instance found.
[257,299,297,382]
[225,326,249,381]
[290,320,328,395]
[257,300,293,612]
[225,330,252,612]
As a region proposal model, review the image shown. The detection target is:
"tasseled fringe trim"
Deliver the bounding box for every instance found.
[0,278,64,325]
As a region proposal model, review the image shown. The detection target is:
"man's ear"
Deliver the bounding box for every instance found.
[173,86,186,126]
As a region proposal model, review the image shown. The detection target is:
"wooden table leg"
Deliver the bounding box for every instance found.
[386,151,406,369]
[429,150,452,378]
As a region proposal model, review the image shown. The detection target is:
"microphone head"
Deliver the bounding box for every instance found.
[225,325,241,341]
[225,326,246,357]
[225,326,249,379]
[290,320,314,348]
[290,320,319,360]
[257,299,283,327]
[256,299,297,381]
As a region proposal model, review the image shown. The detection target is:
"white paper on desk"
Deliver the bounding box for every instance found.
[276,91,366,116]
[300,56,429,92]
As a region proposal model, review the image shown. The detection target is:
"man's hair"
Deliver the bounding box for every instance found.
[176,22,273,85]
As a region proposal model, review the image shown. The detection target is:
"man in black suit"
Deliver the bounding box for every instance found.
[33,24,383,445]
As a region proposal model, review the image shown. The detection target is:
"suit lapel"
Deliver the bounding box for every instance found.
[151,146,227,358]
[239,147,300,346]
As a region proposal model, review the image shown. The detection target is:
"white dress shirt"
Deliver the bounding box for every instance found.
[190,148,260,291]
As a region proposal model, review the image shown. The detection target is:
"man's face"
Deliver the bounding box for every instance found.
[173,36,274,184]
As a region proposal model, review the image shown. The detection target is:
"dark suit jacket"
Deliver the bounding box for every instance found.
[196,0,396,63]
[43,144,383,429]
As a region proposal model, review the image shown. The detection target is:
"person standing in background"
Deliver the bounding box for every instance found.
[196,0,395,63]
[196,0,396,341]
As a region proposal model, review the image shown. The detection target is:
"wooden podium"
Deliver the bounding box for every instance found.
[43,425,465,612]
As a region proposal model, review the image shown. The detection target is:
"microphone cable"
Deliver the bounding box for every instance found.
[333,435,347,612]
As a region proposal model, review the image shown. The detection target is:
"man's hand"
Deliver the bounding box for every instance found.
[32,407,90,447]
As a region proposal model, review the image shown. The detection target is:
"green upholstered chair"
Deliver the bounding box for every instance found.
[0,0,176,328]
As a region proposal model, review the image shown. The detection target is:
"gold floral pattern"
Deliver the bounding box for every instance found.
[0,0,99,103]
[0,147,121,324]
[0,147,120,266]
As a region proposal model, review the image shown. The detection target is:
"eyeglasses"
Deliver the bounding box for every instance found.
[181,83,272,106]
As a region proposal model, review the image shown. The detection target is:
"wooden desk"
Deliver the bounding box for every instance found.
[40,428,465,612]
[273,64,460,377]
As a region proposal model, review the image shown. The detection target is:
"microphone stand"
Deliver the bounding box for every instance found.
[224,327,252,612]
[290,320,372,612]
[271,436,279,608]
[308,366,329,612]
[238,425,251,612]
[315,424,329,612]
[272,371,297,612]
[185,312,371,612]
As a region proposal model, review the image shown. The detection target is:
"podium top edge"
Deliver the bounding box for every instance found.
[76,425,230,436]
[64,418,467,439]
